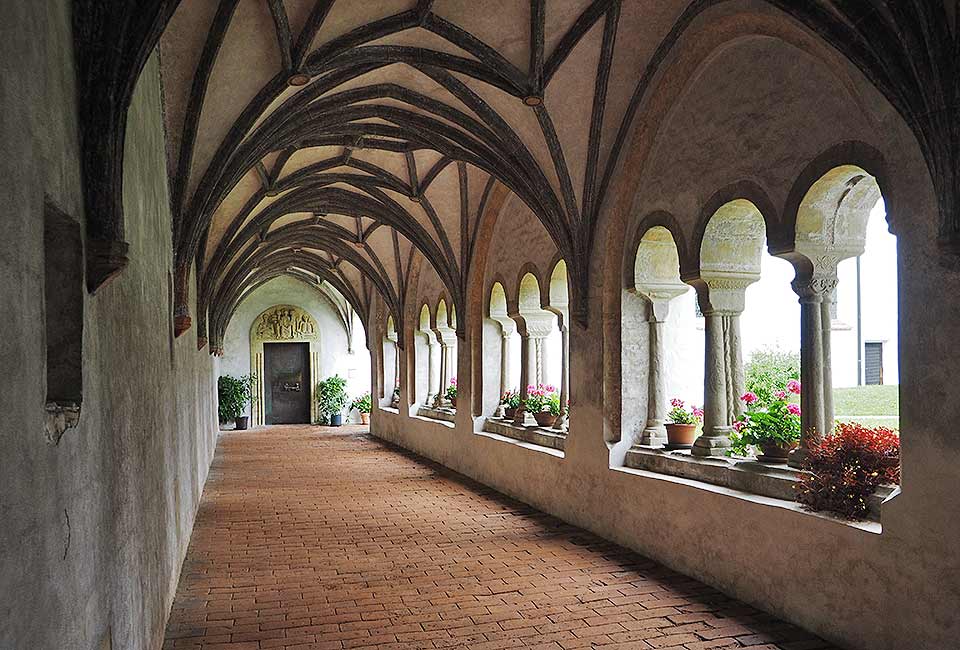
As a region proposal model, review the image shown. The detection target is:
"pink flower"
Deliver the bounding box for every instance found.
[733,420,746,432]
[787,403,801,416]
[670,398,684,408]
[450,377,457,386]
[691,406,704,419]
[740,392,758,404]
[774,391,786,400]
[786,379,801,395]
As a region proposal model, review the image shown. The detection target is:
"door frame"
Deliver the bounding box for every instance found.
[250,305,321,425]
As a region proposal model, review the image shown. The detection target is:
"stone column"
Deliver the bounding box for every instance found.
[513,326,537,426]
[553,320,569,431]
[493,320,515,417]
[821,292,835,430]
[426,336,438,406]
[789,270,837,467]
[387,330,399,408]
[633,285,687,446]
[691,277,754,457]
[639,314,667,445]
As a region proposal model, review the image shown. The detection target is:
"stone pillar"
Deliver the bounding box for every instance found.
[387,330,400,408]
[632,283,687,446]
[639,314,667,445]
[821,292,835,430]
[426,336,438,406]
[553,320,569,431]
[789,270,837,467]
[432,327,456,408]
[513,327,537,426]
[691,277,754,457]
[493,320,515,417]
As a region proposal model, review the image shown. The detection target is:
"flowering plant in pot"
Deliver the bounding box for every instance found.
[522,384,559,427]
[795,422,900,520]
[730,380,801,462]
[665,398,702,449]
[500,389,521,418]
[351,392,372,424]
[445,377,458,408]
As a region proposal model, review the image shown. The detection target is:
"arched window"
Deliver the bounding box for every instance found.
[625,226,698,447]
[414,304,435,407]
[434,299,457,410]
[382,315,399,408]
[486,282,519,416]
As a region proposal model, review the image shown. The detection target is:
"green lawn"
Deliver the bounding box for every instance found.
[833,384,899,430]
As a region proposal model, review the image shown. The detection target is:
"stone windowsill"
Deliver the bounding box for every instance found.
[482,417,567,452]
[622,445,897,525]
[379,406,399,415]
[416,406,456,424]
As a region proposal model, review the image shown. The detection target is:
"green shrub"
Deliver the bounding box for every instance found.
[218,374,254,422]
[315,375,349,418]
[745,346,800,406]
[351,392,372,414]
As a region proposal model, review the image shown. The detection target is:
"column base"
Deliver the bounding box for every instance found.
[691,431,732,457]
[639,426,666,447]
[552,412,567,432]
[513,410,537,427]
[787,445,809,469]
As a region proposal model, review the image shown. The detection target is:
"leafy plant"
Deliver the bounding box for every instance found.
[445,377,458,400]
[729,381,802,456]
[668,398,703,425]
[351,392,372,414]
[795,423,900,520]
[522,384,557,413]
[315,374,348,416]
[501,389,521,409]
[745,346,800,406]
[218,374,254,422]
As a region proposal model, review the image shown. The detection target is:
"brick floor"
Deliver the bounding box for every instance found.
[163,425,838,650]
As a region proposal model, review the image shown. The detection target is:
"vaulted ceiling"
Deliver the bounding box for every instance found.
[72,1,958,351]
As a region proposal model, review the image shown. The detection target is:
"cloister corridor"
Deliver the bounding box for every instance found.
[162,425,835,650]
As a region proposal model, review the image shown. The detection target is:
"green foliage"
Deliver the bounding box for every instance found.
[500,390,521,409]
[745,346,800,406]
[315,375,349,416]
[444,377,458,400]
[668,399,702,425]
[729,383,801,456]
[351,392,372,414]
[218,374,254,422]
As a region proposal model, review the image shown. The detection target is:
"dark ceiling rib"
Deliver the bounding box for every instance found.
[458,162,470,277]
[533,105,580,227]
[416,0,435,22]
[73,0,184,292]
[530,0,546,95]
[170,0,241,231]
[580,3,620,229]
[543,0,612,86]
[422,13,527,90]
[266,0,293,72]
[404,151,419,198]
[292,0,335,68]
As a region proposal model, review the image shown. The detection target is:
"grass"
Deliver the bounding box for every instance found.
[833,384,899,430]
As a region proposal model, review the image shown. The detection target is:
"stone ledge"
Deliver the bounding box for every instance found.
[482,418,567,451]
[623,446,897,524]
[417,406,456,423]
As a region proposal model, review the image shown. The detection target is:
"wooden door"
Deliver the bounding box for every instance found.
[264,342,311,424]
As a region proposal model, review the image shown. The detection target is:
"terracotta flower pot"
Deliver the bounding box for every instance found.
[534,411,557,427]
[450,397,457,408]
[503,406,517,419]
[360,412,370,425]
[664,423,696,449]
[756,440,798,463]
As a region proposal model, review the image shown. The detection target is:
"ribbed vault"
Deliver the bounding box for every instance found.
[72,0,958,343]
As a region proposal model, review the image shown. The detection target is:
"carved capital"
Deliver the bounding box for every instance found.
[791,273,838,302]
[86,238,129,293]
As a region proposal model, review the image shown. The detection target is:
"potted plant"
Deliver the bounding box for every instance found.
[795,422,900,519]
[445,377,458,408]
[315,374,348,426]
[730,380,802,462]
[351,392,372,424]
[218,374,254,430]
[500,389,521,419]
[665,398,702,449]
[391,384,400,408]
[523,384,559,427]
